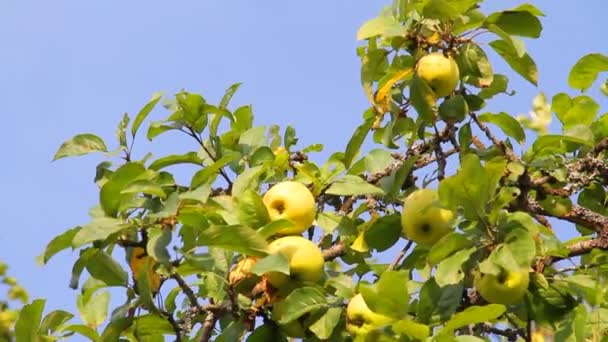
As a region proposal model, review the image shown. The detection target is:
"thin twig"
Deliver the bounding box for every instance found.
[388,240,413,271]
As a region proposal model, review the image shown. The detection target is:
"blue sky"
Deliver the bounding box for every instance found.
[1,0,607,331]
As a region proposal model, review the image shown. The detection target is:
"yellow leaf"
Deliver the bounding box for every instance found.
[375,68,413,107]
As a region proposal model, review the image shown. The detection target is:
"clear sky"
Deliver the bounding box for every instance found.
[1,0,607,332]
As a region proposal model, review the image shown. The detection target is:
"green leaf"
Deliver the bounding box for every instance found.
[357,14,407,40]
[478,112,525,144]
[410,75,436,122]
[147,121,179,141]
[232,165,265,198]
[120,180,166,199]
[116,113,129,148]
[72,217,129,248]
[490,39,538,86]
[250,253,290,276]
[98,318,132,341]
[70,248,95,289]
[484,10,542,38]
[364,214,401,252]
[417,279,462,323]
[231,105,254,132]
[85,249,128,286]
[76,290,110,329]
[478,74,510,99]
[364,149,394,174]
[309,307,342,340]
[236,190,270,229]
[284,126,298,149]
[38,227,80,265]
[147,228,172,265]
[133,314,175,336]
[278,287,327,324]
[529,134,592,159]
[239,126,267,156]
[132,92,162,137]
[435,247,476,287]
[316,212,356,235]
[15,299,45,342]
[439,154,504,221]
[568,53,608,91]
[100,162,146,217]
[392,320,430,340]
[423,0,479,19]
[60,324,100,341]
[247,324,287,342]
[428,233,474,266]
[53,134,108,161]
[344,119,373,168]
[175,92,208,132]
[257,219,294,240]
[250,146,275,167]
[219,82,242,109]
[457,42,494,87]
[39,310,74,334]
[359,270,409,319]
[439,94,469,123]
[199,225,269,257]
[190,151,240,188]
[552,93,599,130]
[325,175,384,196]
[149,152,202,170]
[442,304,506,333]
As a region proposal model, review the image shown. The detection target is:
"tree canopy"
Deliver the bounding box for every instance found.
[4,0,608,341]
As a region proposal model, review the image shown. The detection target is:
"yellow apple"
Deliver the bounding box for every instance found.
[129,247,161,293]
[263,181,316,235]
[416,52,460,97]
[474,268,530,305]
[401,189,455,247]
[265,236,324,289]
[346,294,394,338]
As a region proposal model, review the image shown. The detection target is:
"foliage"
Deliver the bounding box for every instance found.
[7,0,608,341]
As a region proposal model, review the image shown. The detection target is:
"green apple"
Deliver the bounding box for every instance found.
[346,294,394,337]
[265,236,325,289]
[263,181,316,235]
[474,268,530,305]
[416,52,460,97]
[401,189,455,247]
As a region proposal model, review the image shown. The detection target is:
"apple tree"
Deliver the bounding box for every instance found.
[13,0,608,341]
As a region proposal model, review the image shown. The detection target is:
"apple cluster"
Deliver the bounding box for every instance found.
[401,188,530,307]
[229,180,326,338]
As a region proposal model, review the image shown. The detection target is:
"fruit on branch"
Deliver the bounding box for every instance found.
[401,189,455,247]
[265,236,324,289]
[346,294,394,337]
[474,268,530,305]
[415,52,460,97]
[272,299,309,338]
[0,310,17,334]
[129,247,161,293]
[263,181,316,235]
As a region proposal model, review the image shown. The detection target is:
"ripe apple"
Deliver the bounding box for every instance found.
[346,294,394,337]
[401,189,455,247]
[129,247,161,293]
[263,181,316,235]
[416,52,460,98]
[265,236,324,289]
[474,268,530,305]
